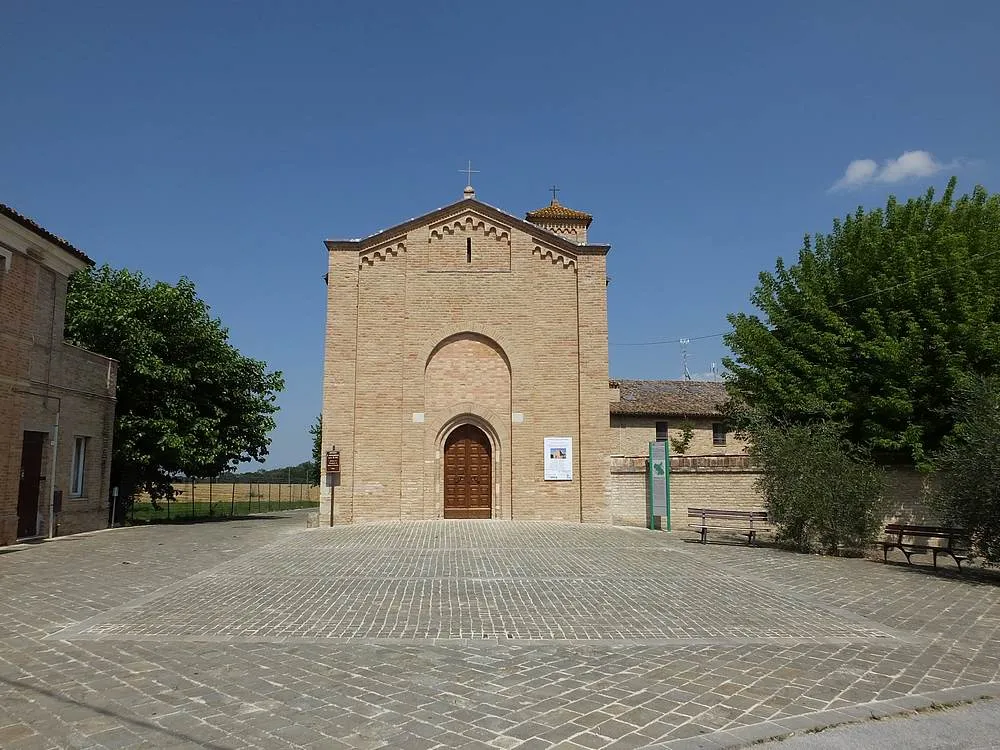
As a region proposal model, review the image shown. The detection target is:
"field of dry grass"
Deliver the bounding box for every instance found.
[131,482,319,521]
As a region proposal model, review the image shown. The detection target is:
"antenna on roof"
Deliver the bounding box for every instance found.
[680,338,692,381]
[711,362,717,381]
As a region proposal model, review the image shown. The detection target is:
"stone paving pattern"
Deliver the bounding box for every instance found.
[1,511,999,749]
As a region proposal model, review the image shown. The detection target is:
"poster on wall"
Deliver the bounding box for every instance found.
[543,437,573,480]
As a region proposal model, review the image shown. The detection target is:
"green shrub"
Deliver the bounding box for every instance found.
[930,377,1000,564]
[749,420,888,554]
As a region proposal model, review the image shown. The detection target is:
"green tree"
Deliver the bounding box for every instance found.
[930,377,1000,563]
[749,418,888,554]
[309,414,322,486]
[669,421,694,455]
[65,266,284,515]
[724,178,1000,464]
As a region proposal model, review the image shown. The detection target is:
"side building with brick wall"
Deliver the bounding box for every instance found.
[607,379,754,527]
[0,203,117,544]
[606,380,938,532]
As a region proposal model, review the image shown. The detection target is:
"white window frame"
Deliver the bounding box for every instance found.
[71,436,88,496]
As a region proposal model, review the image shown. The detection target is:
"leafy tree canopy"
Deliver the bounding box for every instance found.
[724,178,1000,464]
[65,265,284,504]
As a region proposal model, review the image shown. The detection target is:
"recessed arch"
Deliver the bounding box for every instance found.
[424,330,511,375]
[435,412,502,520]
[418,326,514,374]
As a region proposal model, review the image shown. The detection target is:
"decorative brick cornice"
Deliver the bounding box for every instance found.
[429,213,511,244]
[359,236,406,267]
[610,454,756,474]
[671,455,753,472]
[532,244,576,269]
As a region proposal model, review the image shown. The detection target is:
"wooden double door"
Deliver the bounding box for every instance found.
[443,424,492,519]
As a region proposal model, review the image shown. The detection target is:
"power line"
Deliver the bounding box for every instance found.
[610,245,1000,348]
[612,331,726,348]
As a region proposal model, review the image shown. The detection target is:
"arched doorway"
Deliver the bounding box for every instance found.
[443,424,492,518]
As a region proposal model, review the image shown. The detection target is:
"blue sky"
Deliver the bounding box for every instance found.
[2,1,997,468]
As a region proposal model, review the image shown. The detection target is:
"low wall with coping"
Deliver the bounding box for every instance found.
[609,455,937,533]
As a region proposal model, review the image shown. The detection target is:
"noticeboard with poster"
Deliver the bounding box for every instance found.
[543,437,573,480]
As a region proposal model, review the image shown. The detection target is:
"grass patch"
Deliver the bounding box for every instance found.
[130,499,318,523]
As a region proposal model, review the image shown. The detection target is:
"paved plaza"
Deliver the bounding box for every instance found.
[1,511,998,749]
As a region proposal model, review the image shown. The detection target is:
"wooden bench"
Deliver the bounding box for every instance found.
[882,524,971,571]
[688,508,769,545]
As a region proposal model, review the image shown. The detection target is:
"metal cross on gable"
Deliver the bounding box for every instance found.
[550,184,560,201]
[460,160,480,187]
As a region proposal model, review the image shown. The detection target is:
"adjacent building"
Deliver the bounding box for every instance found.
[609,379,745,457]
[0,203,117,544]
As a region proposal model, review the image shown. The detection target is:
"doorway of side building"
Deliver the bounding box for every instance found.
[17,431,46,539]
[443,424,492,519]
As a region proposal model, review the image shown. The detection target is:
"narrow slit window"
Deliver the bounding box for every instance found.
[466,237,472,263]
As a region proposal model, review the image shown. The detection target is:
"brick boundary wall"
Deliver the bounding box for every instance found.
[609,455,938,534]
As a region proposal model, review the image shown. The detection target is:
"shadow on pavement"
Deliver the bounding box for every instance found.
[0,675,231,750]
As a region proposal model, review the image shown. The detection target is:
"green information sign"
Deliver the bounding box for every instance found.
[647,441,671,529]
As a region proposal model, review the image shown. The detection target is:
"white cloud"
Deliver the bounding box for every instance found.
[830,150,958,191]
[879,150,946,183]
[832,159,878,190]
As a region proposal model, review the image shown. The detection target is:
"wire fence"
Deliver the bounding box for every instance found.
[131,479,319,523]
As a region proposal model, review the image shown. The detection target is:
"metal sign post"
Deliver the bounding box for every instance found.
[648,441,671,531]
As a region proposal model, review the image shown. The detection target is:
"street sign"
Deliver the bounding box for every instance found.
[648,441,671,529]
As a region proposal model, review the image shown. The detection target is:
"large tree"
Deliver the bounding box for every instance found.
[724,178,1000,464]
[309,414,322,486]
[65,266,284,511]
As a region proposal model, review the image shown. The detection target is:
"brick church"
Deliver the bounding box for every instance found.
[320,182,613,524]
[319,183,743,527]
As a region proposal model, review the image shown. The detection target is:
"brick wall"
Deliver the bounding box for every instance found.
[610,455,762,530]
[611,416,747,457]
[884,468,938,525]
[0,217,117,545]
[609,456,936,534]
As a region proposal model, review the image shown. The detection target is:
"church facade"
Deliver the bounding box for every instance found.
[320,186,613,523]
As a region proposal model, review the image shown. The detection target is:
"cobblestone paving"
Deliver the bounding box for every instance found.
[1,512,999,749]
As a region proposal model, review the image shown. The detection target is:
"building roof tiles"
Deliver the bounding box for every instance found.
[0,202,94,265]
[610,379,728,417]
